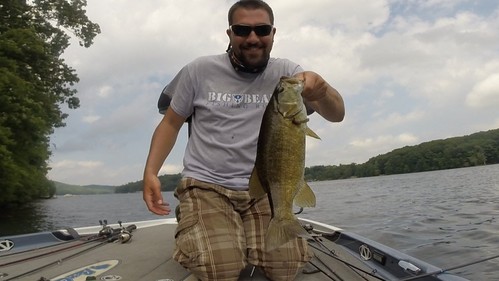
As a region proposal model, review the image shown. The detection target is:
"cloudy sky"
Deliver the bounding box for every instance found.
[48,0,499,186]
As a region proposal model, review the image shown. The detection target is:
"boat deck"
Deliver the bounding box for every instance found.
[0,218,468,281]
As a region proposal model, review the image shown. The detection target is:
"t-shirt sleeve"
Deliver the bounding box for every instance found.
[165,65,195,119]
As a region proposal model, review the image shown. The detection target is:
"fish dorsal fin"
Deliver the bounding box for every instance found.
[249,167,267,199]
[306,127,321,140]
[294,182,316,207]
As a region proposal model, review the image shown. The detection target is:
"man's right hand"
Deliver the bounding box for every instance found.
[143,175,171,215]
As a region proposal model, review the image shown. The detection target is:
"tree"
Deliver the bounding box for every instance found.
[114,174,183,193]
[304,128,499,181]
[0,0,100,206]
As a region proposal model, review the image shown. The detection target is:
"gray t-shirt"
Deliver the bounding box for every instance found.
[165,53,303,190]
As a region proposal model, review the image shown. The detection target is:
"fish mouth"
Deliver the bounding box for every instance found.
[283,77,303,84]
[275,79,305,118]
[279,103,303,119]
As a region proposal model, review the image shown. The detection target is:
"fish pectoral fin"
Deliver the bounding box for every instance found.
[292,117,309,125]
[306,127,321,140]
[294,182,316,208]
[249,167,267,199]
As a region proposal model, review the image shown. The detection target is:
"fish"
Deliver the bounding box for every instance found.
[249,76,320,251]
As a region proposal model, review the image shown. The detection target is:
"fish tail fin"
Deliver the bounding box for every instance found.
[265,217,308,251]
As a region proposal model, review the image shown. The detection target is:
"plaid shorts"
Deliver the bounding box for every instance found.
[172,177,313,281]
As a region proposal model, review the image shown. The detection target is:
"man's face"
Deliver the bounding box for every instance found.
[227,8,275,70]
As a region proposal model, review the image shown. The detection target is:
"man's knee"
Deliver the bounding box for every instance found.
[175,246,247,281]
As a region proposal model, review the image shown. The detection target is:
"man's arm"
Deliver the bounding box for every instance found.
[294,71,345,122]
[143,107,186,215]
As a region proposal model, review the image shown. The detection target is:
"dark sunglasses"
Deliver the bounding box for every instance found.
[230,24,273,37]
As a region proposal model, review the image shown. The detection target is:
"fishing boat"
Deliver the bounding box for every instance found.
[0,218,473,281]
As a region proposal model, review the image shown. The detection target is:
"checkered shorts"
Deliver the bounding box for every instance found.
[172,177,313,281]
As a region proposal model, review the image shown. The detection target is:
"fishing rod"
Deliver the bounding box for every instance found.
[307,241,386,281]
[2,221,136,281]
[400,253,499,281]
[0,234,104,267]
[310,226,499,281]
[306,247,375,281]
[306,230,387,281]
[0,220,135,267]
[307,258,344,281]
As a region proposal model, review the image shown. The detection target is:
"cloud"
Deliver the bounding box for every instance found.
[159,164,183,175]
[46,1,499,185]
[466,73,499,108]
[273,0,389,31]
[97,85,113,98]
[51,160,103,169]
[48,160,104,184]
[360,133,418,146]
[82,115,101,124]
[357,8,499,108]
[349,133,419,153]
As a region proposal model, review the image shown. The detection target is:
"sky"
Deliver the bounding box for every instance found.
[47,0,499,186]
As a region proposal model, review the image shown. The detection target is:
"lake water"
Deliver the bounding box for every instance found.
[1,164,498,280]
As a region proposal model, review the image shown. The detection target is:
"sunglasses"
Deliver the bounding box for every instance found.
[230,24,273,37]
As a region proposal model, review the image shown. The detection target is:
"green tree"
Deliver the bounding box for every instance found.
[114,174,183,193]
[304,128,499,181]
[0,0,100,206]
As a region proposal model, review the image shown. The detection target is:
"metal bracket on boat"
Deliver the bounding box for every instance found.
[398,260,422,274]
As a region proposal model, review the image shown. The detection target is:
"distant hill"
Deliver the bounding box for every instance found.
[114,174,182,193]
[53,181,115,195]
[56,128,499,191]
[305,128,499,181]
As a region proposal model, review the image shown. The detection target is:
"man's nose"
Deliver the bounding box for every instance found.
[246,30,260,42]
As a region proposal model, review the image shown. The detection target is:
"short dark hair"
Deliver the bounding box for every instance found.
[228,0,274,25]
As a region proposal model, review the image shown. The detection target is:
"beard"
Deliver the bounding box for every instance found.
[233,43,271,72]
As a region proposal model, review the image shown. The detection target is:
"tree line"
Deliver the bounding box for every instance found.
[113,128,499,193]
[305,128,499,181]
[115,174,182,193]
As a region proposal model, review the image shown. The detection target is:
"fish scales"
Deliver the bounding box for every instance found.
[249,76,319,251]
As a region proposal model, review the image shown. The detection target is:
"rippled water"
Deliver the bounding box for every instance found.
[2,164,498,280]
[300,164,499,280]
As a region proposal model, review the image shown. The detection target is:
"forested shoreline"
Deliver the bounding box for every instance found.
[305,128,499,181]
[112,128,499,193]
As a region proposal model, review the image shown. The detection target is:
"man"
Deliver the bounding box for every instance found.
[143,0,345,280]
